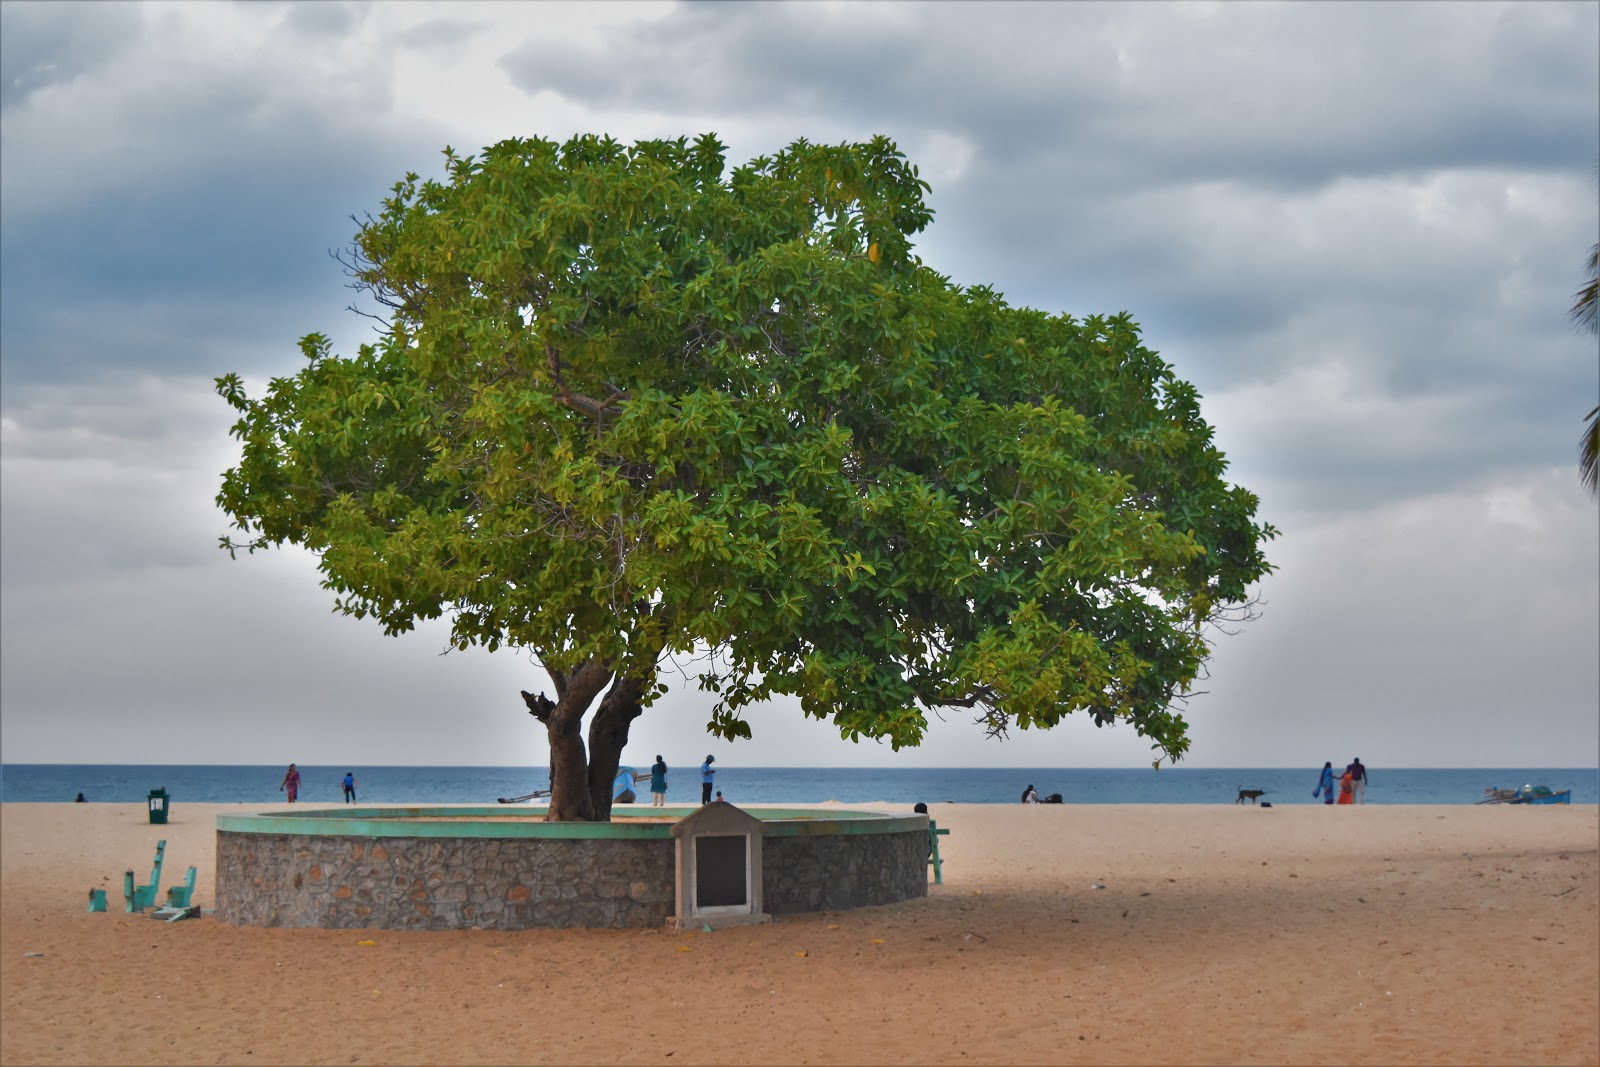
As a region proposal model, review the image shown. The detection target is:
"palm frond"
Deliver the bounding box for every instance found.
[1582,404,1599,499]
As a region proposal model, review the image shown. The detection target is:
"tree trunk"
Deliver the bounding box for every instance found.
[585,674,648,821]
[520,660,614,822]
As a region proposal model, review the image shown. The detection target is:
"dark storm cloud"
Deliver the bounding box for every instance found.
[0,5,454,389]
[0,0,140,111]
[1,150,397,386]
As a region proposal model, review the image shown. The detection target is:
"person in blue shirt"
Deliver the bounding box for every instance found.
[700,755,716,804]
[341,771,357,804]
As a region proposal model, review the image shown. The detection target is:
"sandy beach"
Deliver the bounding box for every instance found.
[1,801,1595,1066]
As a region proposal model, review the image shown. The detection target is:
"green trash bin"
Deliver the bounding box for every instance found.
[147,787,169,825]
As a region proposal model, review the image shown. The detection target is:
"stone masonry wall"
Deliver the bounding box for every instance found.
[216,832,677,930]
[764,829,928,914]
[217,825,929,929]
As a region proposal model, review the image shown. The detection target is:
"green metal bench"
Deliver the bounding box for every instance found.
[165,865,198,909]
[97,840,200,918]
[929,820,950,885]
[124,840,166,912]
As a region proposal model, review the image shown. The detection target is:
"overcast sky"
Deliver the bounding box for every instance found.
[2,0,1596,771]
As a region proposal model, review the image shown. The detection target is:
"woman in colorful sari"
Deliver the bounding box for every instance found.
[1313,762,1337,804]
[279,763,301,803]
[1336,769,1355,804]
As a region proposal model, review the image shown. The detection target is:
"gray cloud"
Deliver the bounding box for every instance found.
[501,2,1597,187]
[392,17,487,51]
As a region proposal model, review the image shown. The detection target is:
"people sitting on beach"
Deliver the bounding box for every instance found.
[1021,784,1040,803]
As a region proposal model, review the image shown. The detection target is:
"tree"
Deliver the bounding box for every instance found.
[216,134,1276,821]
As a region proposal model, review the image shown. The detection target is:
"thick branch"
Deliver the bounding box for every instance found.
[545,340,629,422]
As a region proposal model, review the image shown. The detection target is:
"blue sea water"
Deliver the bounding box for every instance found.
[2,764,1595,806]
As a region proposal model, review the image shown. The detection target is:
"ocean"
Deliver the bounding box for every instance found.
[2,764,1595,806]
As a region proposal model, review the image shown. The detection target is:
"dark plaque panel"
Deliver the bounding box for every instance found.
[695,834,748,908]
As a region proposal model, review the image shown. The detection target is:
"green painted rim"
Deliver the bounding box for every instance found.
[216,805,927,839]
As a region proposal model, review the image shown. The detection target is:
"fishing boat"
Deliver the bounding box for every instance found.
[498,767,652,805]
[496,786,549,804]
[1516,788,1572,805]
[1477,785,1571,805]
[611,766,653,804]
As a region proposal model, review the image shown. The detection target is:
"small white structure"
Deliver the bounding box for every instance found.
[669,801,772,930]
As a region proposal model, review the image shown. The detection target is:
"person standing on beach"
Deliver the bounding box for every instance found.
[1336,767,1355,805]
[700,755,716,804]
[1346,758,1367,803]
[341,771,357,804]
[1313,762,1337,804]
[650,756,668,806]
[279,763,301,803]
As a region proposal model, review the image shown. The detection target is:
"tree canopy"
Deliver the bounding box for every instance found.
[216,133,1276,819]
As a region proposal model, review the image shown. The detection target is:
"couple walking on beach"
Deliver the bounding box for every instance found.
[644,754,722,805]
[1314,759,1367,804]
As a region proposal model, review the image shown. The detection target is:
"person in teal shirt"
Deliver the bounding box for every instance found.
[650,756,668,807]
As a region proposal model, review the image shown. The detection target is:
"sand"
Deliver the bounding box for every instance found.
[1,801,1595,1066]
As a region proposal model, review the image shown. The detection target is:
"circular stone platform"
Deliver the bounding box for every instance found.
[215,806,929,930]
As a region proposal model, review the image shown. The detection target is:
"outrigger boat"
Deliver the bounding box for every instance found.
[1477,785,1572,805]
[497,767,651,805]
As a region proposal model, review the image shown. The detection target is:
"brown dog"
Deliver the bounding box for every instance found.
[1236,788,1266,805]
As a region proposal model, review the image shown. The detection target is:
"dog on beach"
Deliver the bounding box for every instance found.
[1236,787,1267,805]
